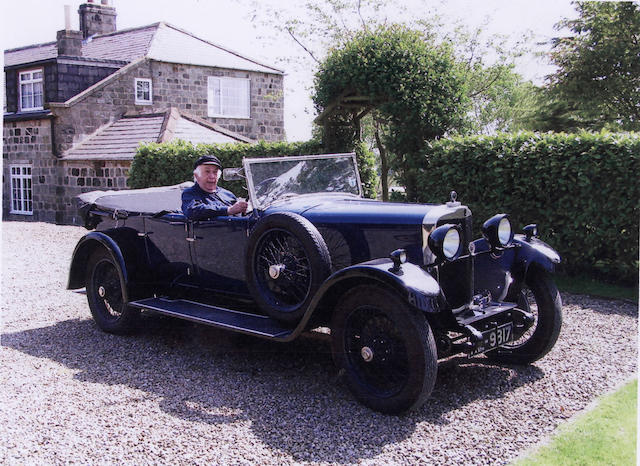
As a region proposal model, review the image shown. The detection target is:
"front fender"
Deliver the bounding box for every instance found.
[513,235,561,272]
[313,259,440,313]
[67,231,129,291]
[472,235,560,301]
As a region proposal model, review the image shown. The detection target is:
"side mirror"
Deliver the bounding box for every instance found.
[223,167,245,181]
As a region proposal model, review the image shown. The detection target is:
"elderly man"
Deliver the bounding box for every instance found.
[181,155,248,220]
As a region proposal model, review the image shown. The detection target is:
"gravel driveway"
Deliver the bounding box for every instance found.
[1,221,637,465]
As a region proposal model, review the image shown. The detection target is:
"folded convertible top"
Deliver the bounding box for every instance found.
[77,182,193,217]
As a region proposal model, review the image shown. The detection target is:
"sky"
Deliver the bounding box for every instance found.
[2,0,579,141]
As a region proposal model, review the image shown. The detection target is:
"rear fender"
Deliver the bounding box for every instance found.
[67,232,129,300]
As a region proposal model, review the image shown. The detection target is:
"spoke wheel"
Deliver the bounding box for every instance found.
[255,229,312,309]
[487,269,562,364]
[246,212,331,325]
[332,286,437,414]
[86,249,139,334]
[344,309,410,398]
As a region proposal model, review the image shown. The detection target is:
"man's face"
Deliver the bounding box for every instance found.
[194,164,220,193]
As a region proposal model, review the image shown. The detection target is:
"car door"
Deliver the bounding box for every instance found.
[191,215,252,295]
[143,213,198,288]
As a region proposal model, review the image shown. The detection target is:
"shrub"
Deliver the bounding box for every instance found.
[128,138,377,199]
[417,131,639,283]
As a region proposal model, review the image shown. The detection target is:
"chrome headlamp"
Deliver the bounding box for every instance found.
[482,214,514,250]
[428,224,463,262]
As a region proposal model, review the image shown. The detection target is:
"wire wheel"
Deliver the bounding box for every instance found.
[86,248,139,334]
[344,308,410,398]
[331,286,437,414]
[246,212,331,325]
[486,269,562,364]
[91,259,124,319]
[255,229,312,309]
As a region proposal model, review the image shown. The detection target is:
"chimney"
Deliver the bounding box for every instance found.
[57,5,83,56]
[78,0,117,39]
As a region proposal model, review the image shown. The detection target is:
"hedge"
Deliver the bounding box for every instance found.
[416,131,639,284]
[128,139,378,199]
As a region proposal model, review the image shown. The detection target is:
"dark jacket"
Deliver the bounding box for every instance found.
[181,183,237,220]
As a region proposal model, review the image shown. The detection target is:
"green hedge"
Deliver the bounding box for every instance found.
[416,131,639,283]
[128,138,377,199]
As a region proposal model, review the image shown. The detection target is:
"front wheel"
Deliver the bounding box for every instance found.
[86,249,139,334]
[331,286,438,414]
[487,269,562,364]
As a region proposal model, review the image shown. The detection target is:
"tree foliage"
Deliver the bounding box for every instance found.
[546,1,640,131]
[313,25,467,200]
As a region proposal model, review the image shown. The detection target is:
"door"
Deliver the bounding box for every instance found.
[192,215,251,295]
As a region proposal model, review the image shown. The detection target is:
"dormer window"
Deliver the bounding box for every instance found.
[19,69,43,112]
[135,78,152,105]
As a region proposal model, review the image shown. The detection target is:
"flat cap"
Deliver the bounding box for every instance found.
[194,155,222,170]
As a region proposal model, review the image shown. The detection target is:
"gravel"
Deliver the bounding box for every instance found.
[1,221,637,465]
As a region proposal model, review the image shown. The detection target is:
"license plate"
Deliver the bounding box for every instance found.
[471,322,513,356]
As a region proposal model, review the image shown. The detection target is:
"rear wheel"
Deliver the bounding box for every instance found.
[487,269,562,364]
[86,249,139,334]
[331,286,437,414]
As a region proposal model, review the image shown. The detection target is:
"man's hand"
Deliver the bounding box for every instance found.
[227,199,248,215]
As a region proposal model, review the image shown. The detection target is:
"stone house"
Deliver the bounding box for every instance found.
[3,0,285,224]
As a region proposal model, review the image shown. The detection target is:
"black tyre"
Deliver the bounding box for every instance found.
[331,286,438,414]
[487,269,562,364]
[246,212,332,325]
[86,248,139,334]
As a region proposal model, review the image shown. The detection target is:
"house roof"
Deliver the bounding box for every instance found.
[61,108,250,161]
[5,22,283,74]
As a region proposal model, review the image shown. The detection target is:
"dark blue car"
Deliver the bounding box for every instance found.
[68,153,562,414]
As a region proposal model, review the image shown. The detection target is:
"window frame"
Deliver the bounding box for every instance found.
[18,68,44,112]
[134,78,153,105]
[10,164,33,215]
[207,76,251,119]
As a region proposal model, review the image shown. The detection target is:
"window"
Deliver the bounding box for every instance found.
[207,77,250,118]
[10,165,33,215]
[19,69,43,111]
[135,78,152,105]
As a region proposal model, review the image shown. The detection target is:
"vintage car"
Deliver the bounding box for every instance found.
[68,153,562,414]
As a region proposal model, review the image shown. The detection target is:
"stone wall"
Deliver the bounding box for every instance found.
[2,118,57,222]
[57,160,132,224]
[4,61,120,113]
[51,59,285,154]
[2,118,132,224]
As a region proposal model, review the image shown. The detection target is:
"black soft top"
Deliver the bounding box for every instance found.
[77,182,192,217]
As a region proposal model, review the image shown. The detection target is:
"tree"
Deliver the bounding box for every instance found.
[313,25,467,201]
[253,0,535,197]
[547,1,640,131]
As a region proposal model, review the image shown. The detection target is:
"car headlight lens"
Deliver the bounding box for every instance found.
[498,217,512,246]
[482,214,514,250]
[443,228,461,259]
[428,224,463,262]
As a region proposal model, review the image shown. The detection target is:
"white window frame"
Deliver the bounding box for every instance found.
[19,68,44,112]
[207,76,250,119]
[135,78,153,105]
[10,164,33,215]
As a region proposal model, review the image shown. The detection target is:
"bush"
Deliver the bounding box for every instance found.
[416,131,639,284]
[128,138,378,199]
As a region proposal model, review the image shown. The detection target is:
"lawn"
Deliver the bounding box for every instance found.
[513,378,637,465]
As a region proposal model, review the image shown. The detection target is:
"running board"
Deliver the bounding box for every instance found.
[129,297,293,340]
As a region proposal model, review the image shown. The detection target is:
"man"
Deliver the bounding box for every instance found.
[181,155,248,220]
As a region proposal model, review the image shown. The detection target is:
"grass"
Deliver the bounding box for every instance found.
[512,379,637,466]
[555,274,638,302]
